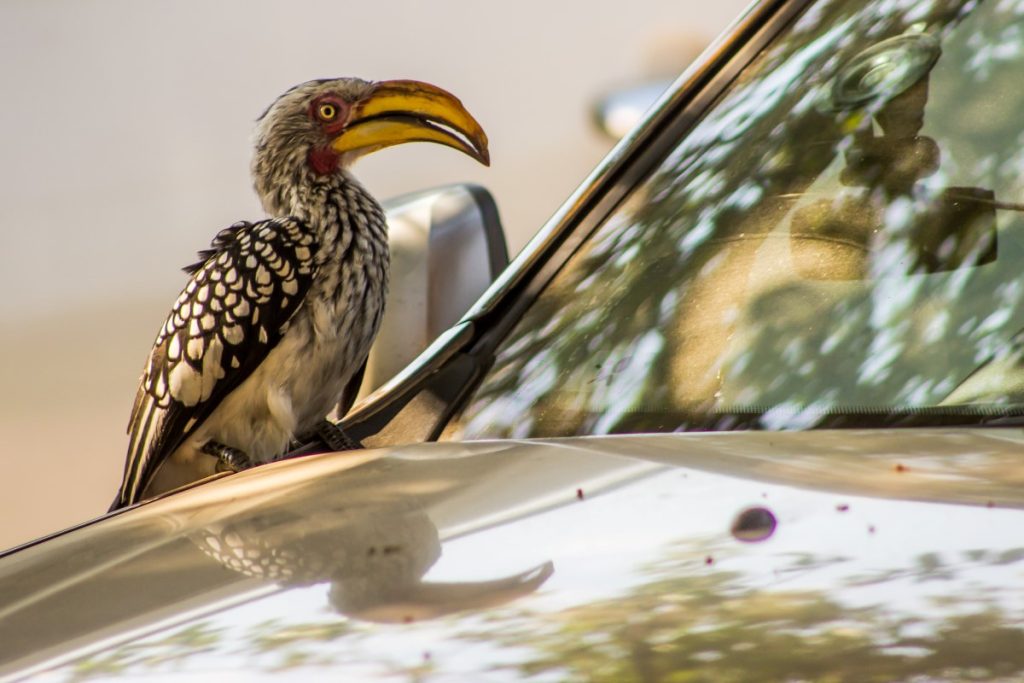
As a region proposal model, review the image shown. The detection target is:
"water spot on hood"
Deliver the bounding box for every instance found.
[730,506,777,543]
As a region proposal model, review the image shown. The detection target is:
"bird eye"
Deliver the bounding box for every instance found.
[317,103,339,121]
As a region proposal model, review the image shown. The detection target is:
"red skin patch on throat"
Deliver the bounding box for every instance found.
[308,147,339,175]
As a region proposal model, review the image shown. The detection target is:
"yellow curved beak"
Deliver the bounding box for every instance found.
[331,80,490,166]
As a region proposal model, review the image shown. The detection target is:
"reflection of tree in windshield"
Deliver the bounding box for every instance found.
[450,0,1024,439]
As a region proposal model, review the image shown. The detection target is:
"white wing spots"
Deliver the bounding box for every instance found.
[168,334,182,360]
[199,338,225,401]
[255,265,271,286]
[223,324,244,345]
[246,280,271,303]
[153,373,167,400]
[168,361,202,407]
[143,217,318,415]
[187,336,205,360]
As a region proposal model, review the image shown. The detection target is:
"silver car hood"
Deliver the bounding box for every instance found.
[2,429,1023,681]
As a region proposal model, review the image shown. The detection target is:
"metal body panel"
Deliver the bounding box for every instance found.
[2,429,1022,680]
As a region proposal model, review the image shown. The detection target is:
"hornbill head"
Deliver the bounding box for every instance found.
[252,78,489,205]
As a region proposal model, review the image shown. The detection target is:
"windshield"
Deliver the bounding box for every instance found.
[446,0,1024,439]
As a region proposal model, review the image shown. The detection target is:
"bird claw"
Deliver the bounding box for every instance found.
[202,441,253,473]
[317,420,363,451]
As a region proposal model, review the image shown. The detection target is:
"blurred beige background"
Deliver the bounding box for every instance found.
[0,0,747,550]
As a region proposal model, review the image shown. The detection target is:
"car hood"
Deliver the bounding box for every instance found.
[2,428,1024,681]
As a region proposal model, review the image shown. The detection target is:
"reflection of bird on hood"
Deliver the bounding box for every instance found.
[191,506,553,623]
[112,78,489,510]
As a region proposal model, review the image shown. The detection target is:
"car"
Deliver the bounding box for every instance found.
[4,0,1024,679]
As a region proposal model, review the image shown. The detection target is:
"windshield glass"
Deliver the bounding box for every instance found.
[446,0,1024,439]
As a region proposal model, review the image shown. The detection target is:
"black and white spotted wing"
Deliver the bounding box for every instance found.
[116,217,318,507]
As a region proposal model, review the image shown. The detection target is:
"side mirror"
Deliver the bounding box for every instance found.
[591,80,672,140]
[354,184,508,403]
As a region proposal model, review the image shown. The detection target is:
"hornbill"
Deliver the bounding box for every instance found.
[111,78,489,510]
